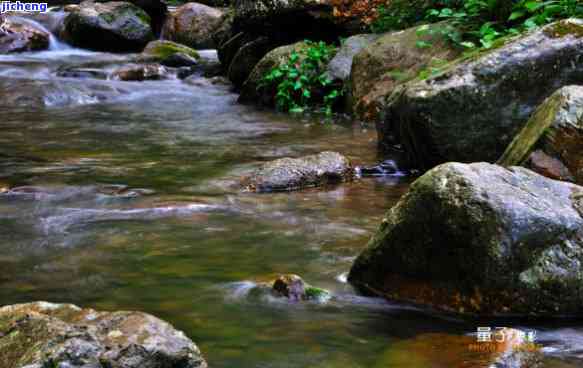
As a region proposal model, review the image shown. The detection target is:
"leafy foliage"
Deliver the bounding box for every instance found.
[425,0,583,49]
[259,41,341,116]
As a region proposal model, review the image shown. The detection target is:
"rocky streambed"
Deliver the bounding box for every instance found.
[1,1,583,368]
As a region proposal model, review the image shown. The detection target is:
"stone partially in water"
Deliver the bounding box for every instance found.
[271,274,331,302]
[0,301,208,368]
[61,1,154,52]
[0,16,50,53]
[349,162,583,317]
[142,40,200,65]
[499,85,583,185]
[245,151,354,192]
[382,18,583,171]
[111,64,168,81]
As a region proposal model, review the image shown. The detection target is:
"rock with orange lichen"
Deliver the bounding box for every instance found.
[349,162,583,317]
[0,301,207,368]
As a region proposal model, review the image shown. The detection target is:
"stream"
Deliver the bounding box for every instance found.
[1,12,583,368]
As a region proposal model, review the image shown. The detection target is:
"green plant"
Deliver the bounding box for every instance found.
[259,41,341,116]
[425,0,583,50]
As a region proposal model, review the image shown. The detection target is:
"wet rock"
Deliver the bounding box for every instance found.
[0,301,207,368]
[349,162,583,317]
[238,41,309,105]
[111,64,168,81]
[272,274,307,301]
[326,34,379,83]
[349,22,458,121]
[162,2,223,49]
[499,85,583,185]
[382,19,583,171]
[61,1,154,52]
[142,40,200,67]
[245,151,353,192]
[0,16,50,53]
[272,274,330,302]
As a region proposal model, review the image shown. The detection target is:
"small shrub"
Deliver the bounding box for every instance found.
[259,41,342,116]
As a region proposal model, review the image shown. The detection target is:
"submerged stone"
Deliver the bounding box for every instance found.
[499,85,583,185]
[0,301,207,368]
[245,151,354,192]
[349,162,583,317]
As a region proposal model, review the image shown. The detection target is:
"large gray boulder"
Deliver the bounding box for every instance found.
[349,22,459,120]
[349,162,583,317]
[381,19,583,171]
[0,301,207,368]
[162,2,223,49]
[326,34,379,83]
[244,151,354,192]
[61,1,154,52]
[499,85,583,185]
[0,16,50,53]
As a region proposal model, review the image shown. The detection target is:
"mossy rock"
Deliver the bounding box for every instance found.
[0,302,207,368]
[349,162,583,317]
[499,85,583,184]
[349,22,460,121]
[142,40,200,60]
[61,1,154,52]
[381,18,583,171]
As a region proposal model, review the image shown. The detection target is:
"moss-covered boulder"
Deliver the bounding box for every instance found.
[381,18,583,171]
[0,16,50,53]
[238,41,309,105]
[162,2,223,49]
[349,23,459,120]
[349,162,583,317]
[244,151,353,192]
[0,301,207,368]
[142,39,200,66]
[61,1,154,52]
[499,85,583,185]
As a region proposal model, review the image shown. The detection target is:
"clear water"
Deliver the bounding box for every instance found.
[0,18,582,368]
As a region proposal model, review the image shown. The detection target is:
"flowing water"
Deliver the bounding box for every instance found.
[1,13,583,368]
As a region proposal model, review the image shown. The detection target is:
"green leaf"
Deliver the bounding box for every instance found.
[416,40,432,49]
[509,10,526,20]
